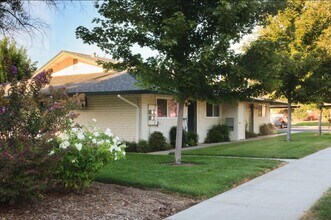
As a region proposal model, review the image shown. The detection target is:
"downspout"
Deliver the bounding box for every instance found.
[117,95,140,141]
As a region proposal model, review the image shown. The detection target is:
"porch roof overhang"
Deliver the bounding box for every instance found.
[245,97,300,109]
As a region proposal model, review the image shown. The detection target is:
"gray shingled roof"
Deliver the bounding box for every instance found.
[49,72,151,94]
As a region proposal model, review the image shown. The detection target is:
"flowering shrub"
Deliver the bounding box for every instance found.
[0,70,79,204]
[52,119,126,191]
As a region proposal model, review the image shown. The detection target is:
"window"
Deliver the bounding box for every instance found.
[206,103,220,117]
[225,118,234,131]
[168,99,177,117]
[157,99,177,117]
[157,99,167,117]
[258,104,266,117]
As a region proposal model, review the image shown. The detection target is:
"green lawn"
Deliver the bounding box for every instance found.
[293,121,329,126]
[96,154,280,198]
[302,189,331,220]
[182,132,331,159]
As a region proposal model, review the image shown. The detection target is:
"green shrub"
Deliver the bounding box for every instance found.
[169,126,187,147]
[148,131,167,151]
[259,123,276,136]
[205,124,230,143]
[187,131,199,146]
[0,70,78,205]
[53,120,126,191]
[125,141,138,152]
[136,140,150,152]
[245,130,258,139]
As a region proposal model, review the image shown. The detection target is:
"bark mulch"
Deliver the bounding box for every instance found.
[0,183,197,220]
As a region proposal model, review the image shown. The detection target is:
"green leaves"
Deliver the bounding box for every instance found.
[241,1,331,103]
[76,0,283,102]
[0,37,36,83]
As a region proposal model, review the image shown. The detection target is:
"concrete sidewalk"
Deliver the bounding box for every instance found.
[167,147,331,220]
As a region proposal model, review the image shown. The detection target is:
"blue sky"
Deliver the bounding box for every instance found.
[15,1,253,69]
[17,1,108,68]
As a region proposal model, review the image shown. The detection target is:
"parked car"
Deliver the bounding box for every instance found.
[271,115,288,128]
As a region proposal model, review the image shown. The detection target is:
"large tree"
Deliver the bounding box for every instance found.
[0,37,36,83]
[299,55,331,135]
[77,0,284,163]
[241,0,331,140]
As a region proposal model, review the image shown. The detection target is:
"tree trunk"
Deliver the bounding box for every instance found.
[287,101,292,141]
[318,107,322,136]
[175,101,184,164]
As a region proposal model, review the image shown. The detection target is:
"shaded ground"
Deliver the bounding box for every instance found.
[0,183,197,220]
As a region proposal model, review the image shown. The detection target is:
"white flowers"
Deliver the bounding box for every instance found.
[92,118,97,122]
[75,143,83,151]
[77,132,85,140]
[60,140,70,149]
[93,131,100,137]
[49,150,55,155]
[97,140,104,145]
[55,119,126,166]
[104,128,113,137]
[71,127,78,133]
[62,134,69,140]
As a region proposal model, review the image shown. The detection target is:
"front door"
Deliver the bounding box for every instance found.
[187,101,197,132]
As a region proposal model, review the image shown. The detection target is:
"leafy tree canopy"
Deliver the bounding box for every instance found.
[241,0,331,103]
[241,0,331,140]
[0,37,37,83]
[76,0,285,163]
[76,0,284,102]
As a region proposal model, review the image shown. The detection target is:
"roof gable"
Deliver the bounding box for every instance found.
[33,50,116,77]
[35,50,150,94]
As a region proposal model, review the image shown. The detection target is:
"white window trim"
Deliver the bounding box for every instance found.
[257,104,266,118]
[206,103,220,118]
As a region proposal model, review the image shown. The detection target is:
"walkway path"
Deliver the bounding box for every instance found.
[167,147,331,220]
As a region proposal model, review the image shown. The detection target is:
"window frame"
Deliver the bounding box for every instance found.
[156,98,177,118]
[225,117,234,131]
[257,104,266,118]
[206,103,220,118]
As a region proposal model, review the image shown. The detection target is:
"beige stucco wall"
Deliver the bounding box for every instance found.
[243,102,271,134]
[74,94,271,143]
[253,103,271,134]
[139,94,187,142]
[196,101,222,143]
[218,102,245,141]
[75,94,138,141]
[222,102,238,140]
[237,102,246,140]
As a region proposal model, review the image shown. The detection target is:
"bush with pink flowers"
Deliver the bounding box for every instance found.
[0,70,79,204]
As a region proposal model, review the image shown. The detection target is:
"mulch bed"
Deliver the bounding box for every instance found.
[0,183,197,220]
